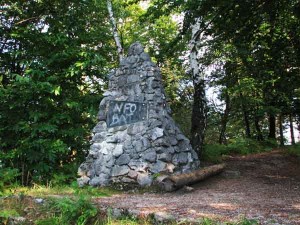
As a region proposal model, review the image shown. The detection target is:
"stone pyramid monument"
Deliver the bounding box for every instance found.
[78,42,200,187]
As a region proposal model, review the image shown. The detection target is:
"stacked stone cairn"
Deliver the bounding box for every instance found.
[78,42,200,187]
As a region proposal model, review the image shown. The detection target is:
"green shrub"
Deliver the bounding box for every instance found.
[203,138,278,162]
[226,138,266,155]
[286,143,300,157]
[231,138,278,155]
[0,167,19,196]
[37,196,98,225]
[203,144,228,162]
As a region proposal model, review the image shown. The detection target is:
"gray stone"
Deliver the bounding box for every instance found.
[128,42,144,56]
[92,132,106,143]
[127,55,139,64]
[90,143,101,151]
[103,142,117,150]
[116,154,130,165]
[145,93,155,101]
[78,164,88,176]
[151,127,164,140]
[137,173,153,186]
[142,149,157,162]
[93,122,107,133]
[127,123,144,135]
[87,169,95,177]
[150,160,167,173]
[148,119,163,129]
[103,90,119,97]
[154,212,175,223]
[77,176,90,187]
[112,144,123,157]
[112,165,130,176]
[128,160,148,172]
[133,140,144,152]
[34,198,44,204]
[121,177,135,183]
[176,133,186,141]
[128,170,138,179]
[106,136,118,143]
[153,138,170,147]
[89,174,109,186]
[105,156,115,167]
[178,152,188,164]
[110,208,123,218]
[127,75,139,83]
[157,153,172,162]
[169,136,178,146]
[95,163,111,175]
[107,125,127,132]
[141,137,150,149]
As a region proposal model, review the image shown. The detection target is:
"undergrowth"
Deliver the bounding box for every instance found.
[0,193,260,225]
[285,143,300,157]
[203,138,278,163]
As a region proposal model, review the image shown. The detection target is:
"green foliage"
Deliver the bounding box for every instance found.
[0,167,19,196]
[226,138,266,155]
[236,218,259,225]
[0,209,19,220]
[0,0,115,185]
[203,138,277,162]
[37,196,98,225]
[286,143,300,157]
[202,144,228,163]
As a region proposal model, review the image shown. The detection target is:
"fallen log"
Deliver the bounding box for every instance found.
[158,163,226,192]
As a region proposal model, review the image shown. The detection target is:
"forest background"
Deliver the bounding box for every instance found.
[1,0,300,188]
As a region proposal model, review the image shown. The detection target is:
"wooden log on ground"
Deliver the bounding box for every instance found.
[158,163,226,192]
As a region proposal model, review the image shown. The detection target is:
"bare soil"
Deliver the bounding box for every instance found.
[94,150,300,224]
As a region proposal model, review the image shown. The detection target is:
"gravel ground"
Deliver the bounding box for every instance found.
[94,150,300,224]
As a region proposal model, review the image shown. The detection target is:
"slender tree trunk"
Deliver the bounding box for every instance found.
[279,114,284,146]
[189,18,207,158]
[239,93,251,138]
[254,116,263,141]
[219,91,230,144]
[268,114,276,139]
[289,114,295,145]
[107,0,123,62]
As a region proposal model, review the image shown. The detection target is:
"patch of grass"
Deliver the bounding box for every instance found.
[7,182,118,198]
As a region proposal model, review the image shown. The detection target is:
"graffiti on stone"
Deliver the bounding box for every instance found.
[107,100,148,127]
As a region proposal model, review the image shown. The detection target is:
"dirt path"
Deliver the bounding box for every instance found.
[94,150,300,224]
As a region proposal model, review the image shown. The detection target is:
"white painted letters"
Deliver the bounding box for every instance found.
[109,101,144,127]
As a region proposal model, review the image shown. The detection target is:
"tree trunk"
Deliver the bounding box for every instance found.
[268,114,276,139]
[289,114,295,145]
[191,80,207,157]
[219,91,230,144]
[254,116,263,141]
[240,93,251,138]
[158,164,226,192]
[279,114,284,146]
[189,18,207,158]
[107,0,123,62]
